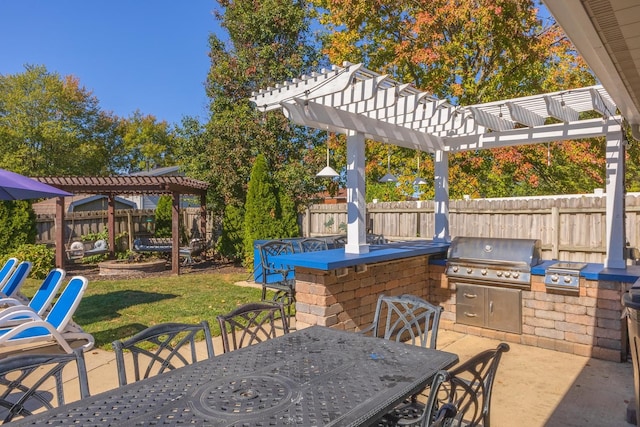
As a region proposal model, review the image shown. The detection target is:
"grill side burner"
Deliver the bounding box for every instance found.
[544,262,587,292]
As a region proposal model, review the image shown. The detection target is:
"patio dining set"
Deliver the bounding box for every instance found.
[0,250,510,426]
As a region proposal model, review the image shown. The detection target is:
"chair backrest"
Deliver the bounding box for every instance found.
[366,294,443,349]
[258,241,295,283]
[298,238,328,252]
[112,321,214,386]
[0,261,32,298]
[44,276,88,332]
[217,302,289,353]
[333,235,347,248]
[28,268,66,316]
[0,347,89,424]
[423,343,510,427]
[0,258,18,290]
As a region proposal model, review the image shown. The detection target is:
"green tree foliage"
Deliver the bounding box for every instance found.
[217,203,245,261]
[243,154,299,265]
[0,201,36,254]
[3,244,54,280]
[120,111,177,173]
[196,0,323,214]
[154,195,173,238]
[312,0,602,198]
[0,65,122,175]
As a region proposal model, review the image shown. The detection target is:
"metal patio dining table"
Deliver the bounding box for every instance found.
[12,326,458,426]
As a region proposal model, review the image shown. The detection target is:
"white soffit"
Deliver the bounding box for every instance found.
[250,62,619,153]
[544,0,640,138]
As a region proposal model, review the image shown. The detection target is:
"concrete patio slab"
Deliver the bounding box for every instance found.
[4,328,635,426]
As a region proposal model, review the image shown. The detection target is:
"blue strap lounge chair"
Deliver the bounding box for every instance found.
[0,261,32,299]
[0,268,66,324]
[0,276,94,353]
[0,258,18,290]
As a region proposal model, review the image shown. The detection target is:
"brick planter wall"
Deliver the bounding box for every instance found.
[294,257,630,362]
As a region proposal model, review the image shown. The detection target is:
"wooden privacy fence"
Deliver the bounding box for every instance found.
[301,193,640,264]
[36,208,216,251]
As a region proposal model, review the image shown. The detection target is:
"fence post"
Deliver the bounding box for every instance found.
[551,206,559,259]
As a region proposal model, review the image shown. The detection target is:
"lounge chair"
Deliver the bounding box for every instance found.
[0,268,65,324]
[0,261,32,299]
[0,258,18,290]
[0,276,94,353]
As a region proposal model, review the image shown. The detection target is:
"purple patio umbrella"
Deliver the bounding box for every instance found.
[0,168,73,200]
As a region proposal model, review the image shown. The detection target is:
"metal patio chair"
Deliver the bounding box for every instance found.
[112,321,214,386]
[298,237,328,252]
[216,302,289,353]
[0,347,89,424]
[380,343,510,427]
[360,294,443,349]
[257,240,296,317]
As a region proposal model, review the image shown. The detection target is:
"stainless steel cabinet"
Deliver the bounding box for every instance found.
[456,283,522,334]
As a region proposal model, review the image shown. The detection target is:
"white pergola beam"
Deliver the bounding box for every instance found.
[445,117,622,152]
[590,88,617,118]
[545,95,579,122]
[469,107,515,131]
[507,102,546,127]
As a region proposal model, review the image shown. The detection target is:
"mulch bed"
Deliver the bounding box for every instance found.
[65,259,247,282]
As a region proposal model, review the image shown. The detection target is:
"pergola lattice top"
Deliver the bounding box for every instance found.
[251,62,618,153]
[36,176,209,196]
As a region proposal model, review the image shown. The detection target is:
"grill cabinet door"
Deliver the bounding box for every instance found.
[456,284,485,327]
[487,287,522,334]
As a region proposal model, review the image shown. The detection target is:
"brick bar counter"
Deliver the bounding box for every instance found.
[274,241,640,362]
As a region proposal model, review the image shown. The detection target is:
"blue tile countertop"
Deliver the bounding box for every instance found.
[273,240,450,271]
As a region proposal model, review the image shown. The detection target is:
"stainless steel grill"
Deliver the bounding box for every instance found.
[446,236,542,335]
[446,236,542,288]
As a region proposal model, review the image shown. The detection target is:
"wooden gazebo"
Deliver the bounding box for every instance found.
[36,176,209,275]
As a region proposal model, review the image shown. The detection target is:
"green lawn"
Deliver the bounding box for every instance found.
[22,271,261,350]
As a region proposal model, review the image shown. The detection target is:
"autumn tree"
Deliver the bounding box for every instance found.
[312,0,601,198]
[0,65,122,176]
[119,111,177,173]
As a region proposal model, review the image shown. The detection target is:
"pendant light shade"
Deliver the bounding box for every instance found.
[316,144,339,178]
[379,149,397,183]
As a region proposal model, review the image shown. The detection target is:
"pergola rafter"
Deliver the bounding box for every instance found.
[250,62,626,268]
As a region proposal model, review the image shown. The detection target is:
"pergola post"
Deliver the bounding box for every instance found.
[107,194,116,258]
[200,193,207,258]
[604,124,626,269]
[55,196,65,269]
[171,191,180,274]
[433,150,450,242]
[345,130,369,254]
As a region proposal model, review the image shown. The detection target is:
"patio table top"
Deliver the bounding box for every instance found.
[11,326,458,426]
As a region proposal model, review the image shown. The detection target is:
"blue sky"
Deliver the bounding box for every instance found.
[0,1,225,125]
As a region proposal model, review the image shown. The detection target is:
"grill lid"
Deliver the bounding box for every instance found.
[447,236,542,267]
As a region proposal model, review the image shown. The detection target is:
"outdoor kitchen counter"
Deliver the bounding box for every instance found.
[273,240,449,271]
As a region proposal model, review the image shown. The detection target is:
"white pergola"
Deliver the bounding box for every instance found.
[250,62,625,268]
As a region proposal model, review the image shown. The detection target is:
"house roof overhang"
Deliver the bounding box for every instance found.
[543,0,640,139]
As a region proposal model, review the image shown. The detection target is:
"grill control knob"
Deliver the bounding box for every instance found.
[452,266,459,273]
[481,269,487,276]
[504,272,511,278]
[466,268,473,274]
[513,272,520,279]
[551,274,559,282]
[564,276,572,284]
[496,271,503,277]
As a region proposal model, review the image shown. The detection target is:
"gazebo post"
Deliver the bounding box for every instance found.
[200,192,207,258]
[107,194,116,258]
[171,191,180,274]
[55,196,65,269]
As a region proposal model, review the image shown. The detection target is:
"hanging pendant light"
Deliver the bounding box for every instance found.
[379,148,397,182]
[413,154,427,185]
[316,144,339,177]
